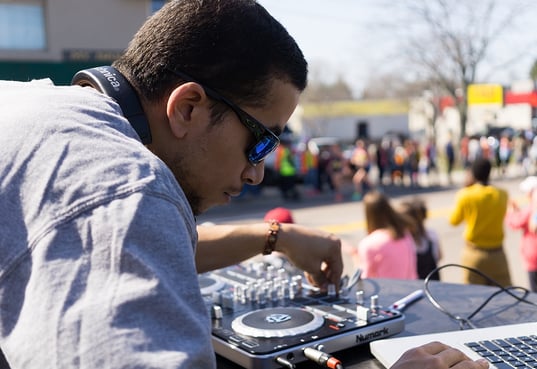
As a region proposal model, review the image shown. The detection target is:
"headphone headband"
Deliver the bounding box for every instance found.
[71,66,152,144]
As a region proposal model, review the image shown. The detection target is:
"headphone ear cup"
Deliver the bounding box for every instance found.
[71,69,108,92]
[71,66,152,144]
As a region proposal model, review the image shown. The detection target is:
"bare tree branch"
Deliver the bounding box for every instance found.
[373,0,536,135]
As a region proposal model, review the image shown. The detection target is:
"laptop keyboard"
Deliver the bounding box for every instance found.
[465,335,537,369]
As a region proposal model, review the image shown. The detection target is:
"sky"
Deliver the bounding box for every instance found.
[258,0,537,96]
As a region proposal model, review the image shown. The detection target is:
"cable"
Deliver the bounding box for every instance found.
[341,268,362,295]
[274,356,296,369]
[422,263,537,329]
[303,347,344,369]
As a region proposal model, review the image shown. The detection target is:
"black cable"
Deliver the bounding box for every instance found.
[423,263,537,329]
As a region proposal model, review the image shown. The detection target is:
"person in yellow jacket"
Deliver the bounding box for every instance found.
[449,157,512,286]
[274,139,300,201]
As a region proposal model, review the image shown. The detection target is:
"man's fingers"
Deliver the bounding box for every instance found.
[434,344,475,367]
[418,341,456,355]
[305,271,328,288]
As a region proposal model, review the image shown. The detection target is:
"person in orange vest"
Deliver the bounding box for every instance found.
[274,138,300,201]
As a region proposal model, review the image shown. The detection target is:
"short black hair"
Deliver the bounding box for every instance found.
[113,0,308,107]
[472,157,492,184]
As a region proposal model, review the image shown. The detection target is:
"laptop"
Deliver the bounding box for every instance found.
[370,321,537,369]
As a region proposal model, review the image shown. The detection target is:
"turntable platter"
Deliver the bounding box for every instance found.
[231,307,324,338]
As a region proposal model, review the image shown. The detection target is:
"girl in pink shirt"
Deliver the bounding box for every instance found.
[357,191,418,279]
[505,176,537,292]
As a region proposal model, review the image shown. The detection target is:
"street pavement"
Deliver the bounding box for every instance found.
[197,165,533,291]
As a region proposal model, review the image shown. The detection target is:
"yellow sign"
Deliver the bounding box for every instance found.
[302,99,409,118]
[467,84,503,105]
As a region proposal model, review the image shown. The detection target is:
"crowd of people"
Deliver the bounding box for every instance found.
[262,128,537,203]
[253,129,537,292]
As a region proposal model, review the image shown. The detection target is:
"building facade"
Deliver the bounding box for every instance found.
[0,0,166,84]
[295,99,410,144]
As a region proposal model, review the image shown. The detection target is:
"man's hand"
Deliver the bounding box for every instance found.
[276,223,343,289]
[391,342,489,369]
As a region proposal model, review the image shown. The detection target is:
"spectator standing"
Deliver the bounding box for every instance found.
[376,140,391,186]
[514,132,531,176]
[274,138,300,201]
[391,143,407,186]
[399,198,442,280]
[445,139,455,184]
[317,146,333,193]
[405,139,420,187]
[497,135,512,177]
[301,140,320,196]
[326,143,346,202]
[449,158,512,286]
[460,135,471,168]
[427,138,438,173]
[467,136,481,164]
[423,138,439,186]
[505,176,537,292]
[478,136,492,161]
[350,138,371,201]
[356,191,418,279]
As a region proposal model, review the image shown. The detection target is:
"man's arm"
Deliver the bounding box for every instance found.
[196,223,343,289]
[449,192,464,226]
[4,195,216,369]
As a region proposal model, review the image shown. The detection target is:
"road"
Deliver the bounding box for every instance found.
[197,166,531,289]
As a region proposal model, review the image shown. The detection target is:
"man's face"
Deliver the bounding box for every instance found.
[166,79,300,215]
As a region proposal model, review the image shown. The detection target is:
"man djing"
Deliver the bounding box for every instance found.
[0,1,488,369]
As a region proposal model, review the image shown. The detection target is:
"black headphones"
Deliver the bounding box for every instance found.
[71,66,152,144]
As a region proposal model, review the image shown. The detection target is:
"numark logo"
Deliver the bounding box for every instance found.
[356,327,389,343]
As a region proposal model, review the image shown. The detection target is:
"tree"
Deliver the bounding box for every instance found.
[383,0,536,137]
[301,76,354,103]
[361,73,429,100]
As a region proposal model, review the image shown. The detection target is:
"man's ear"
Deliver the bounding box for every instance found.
[166,82,207,139]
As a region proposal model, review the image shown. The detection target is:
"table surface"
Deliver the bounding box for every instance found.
[216,278,537,369]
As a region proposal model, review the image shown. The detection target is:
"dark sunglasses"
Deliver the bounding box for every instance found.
[168,69,280,165]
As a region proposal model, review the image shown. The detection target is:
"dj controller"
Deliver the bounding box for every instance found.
[199,261,405,369]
